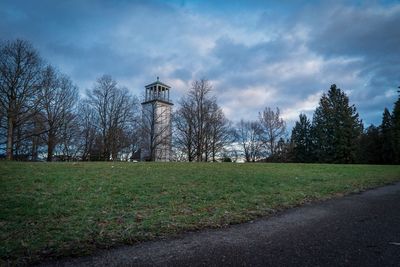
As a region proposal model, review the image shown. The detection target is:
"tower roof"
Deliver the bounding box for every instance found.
[145,77,171,89]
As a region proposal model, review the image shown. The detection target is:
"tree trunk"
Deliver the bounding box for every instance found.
[6,116,14,160]
[212,146,216,162]
[47,134,55,162]
[31,136,38,161]
[102,129,108,160]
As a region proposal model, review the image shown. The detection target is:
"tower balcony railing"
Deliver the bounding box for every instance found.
[146,93,170,102]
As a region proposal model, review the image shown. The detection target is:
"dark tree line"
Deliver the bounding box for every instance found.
[0,40,82,161]
[355,95,400,164]
[0,40,42,160]
[1,39,399,163]
[0,39,141,161]
[290,84,400,164]
[233,84,400,164]
[290,84,362,163]
[0,39,232,162]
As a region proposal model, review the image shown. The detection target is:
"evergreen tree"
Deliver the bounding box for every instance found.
[291,113,312,162]
[273,137,291,162]
[311,84,362,163]
[380,108,394,164]
[392,91,400,163]
[357,125,382,164]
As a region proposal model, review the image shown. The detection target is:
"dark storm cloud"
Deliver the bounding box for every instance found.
[304,4,400,124]
[309,5,400,58]
[1,0,399,126]
[0,0,180,92]
[204,3,400,125]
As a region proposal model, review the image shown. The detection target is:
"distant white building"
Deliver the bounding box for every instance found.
[140,78,173,161]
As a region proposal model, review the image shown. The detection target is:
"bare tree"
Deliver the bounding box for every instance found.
[206,102,232,161]
[88,75,117,160]
[173,96,196,161]
[123,119,141,161]
[86,75,138,161]
[56,110,82,161]
[109,89,139,160]
[235,119,264,162]
[174,79,231,161]
[38,65,78,161]
[77,102,97,160]
[259,107,286,158]
[190,79,213,161]
[0,39,42,160]
[30,112,46,160]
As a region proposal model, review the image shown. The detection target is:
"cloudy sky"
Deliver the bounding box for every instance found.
[1,0,399,127]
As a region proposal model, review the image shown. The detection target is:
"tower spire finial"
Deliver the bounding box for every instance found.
[157,76,159,81]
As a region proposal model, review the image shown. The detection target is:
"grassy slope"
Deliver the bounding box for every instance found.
[1,162,399,264]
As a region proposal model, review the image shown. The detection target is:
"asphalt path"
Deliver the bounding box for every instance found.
[40,182,400,267]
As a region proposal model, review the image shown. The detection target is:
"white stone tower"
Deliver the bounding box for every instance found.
[140,77,173,161]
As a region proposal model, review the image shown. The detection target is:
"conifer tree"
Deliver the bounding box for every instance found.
[311,84,362,163]
[291,113,312,162]
[392,90,400,163]
[357,125,382,164]
[380,108,394,164]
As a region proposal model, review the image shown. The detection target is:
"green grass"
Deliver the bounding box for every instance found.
[1,162,399,264]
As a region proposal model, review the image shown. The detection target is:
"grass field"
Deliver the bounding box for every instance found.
[1,162,400,264]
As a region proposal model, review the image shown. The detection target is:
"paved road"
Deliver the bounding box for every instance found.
[40,182,400,267]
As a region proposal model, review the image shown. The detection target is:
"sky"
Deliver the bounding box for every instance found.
[1,0,399,128]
